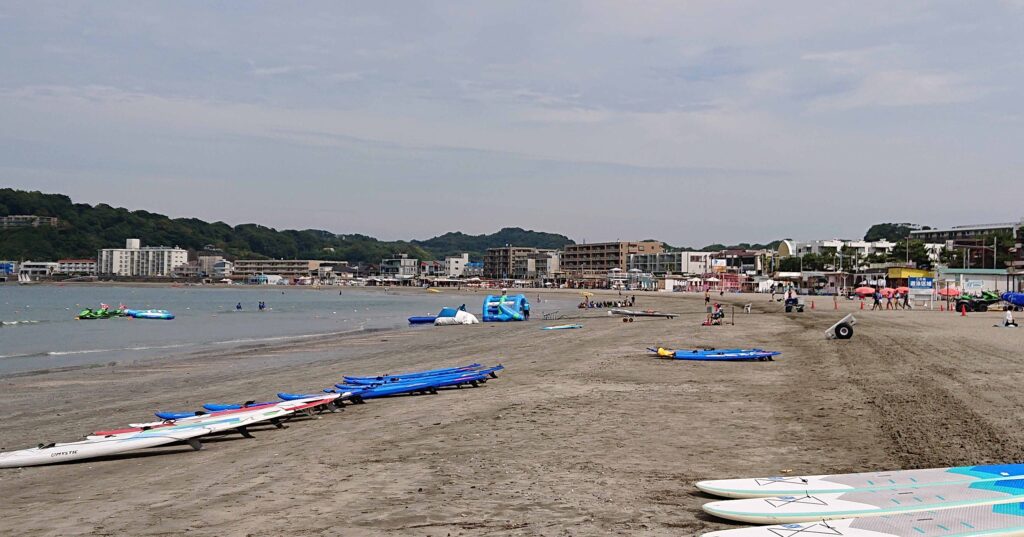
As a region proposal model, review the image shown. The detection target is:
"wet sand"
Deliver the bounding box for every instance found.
[1,290,1022,536]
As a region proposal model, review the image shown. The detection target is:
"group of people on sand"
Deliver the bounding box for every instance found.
[870,288,911,311]
[578,296,636,309]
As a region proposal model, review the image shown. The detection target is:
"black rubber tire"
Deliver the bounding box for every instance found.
[975,303,988,312]
[835,323,853,340]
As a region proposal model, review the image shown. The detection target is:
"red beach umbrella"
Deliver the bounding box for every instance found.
[937,287,960,297]
[854,286,875,297]
[896,286,910,294]
[880,287,896,297]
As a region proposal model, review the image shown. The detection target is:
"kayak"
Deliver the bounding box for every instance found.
[408,316,437,324]
[342,363,482,384]
[543,324,583,330]
[202,401,276,412]
[611,309,676,318]
[342,364,501,387]
[649,347,780,361]
[126,309,175,320]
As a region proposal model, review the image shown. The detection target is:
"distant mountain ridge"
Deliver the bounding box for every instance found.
[0,189,575,264]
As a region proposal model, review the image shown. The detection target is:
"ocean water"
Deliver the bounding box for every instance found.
[0,285,571,375]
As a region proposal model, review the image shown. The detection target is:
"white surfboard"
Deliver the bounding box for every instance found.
[1,395,339,468]
[703,479,1024,524]
[696,464,1024,498]
[702,503,1024,536]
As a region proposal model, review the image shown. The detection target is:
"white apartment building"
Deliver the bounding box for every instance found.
[444,253,470,277]
[56,258,97,275]
[777,239,896,257]
[628,251,713,275]
[98,239,188,277]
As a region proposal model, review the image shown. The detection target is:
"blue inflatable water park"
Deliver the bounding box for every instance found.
[482,294,530,322]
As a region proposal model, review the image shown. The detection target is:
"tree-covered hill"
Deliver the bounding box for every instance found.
[412,228,574,260]
[0,189,575,263]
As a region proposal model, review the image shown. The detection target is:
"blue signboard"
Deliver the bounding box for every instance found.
[0,262,14,275]
[908,277,934,289]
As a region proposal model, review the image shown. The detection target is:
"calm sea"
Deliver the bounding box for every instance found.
[0,285,572,375]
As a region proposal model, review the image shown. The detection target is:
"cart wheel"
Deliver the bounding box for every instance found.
[835,322,853,339]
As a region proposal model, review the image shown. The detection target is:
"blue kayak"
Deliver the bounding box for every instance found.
[408,316,437,324]
[343,363,482,384]
[154,410,204,420]
[1003,292,1024,308]
[202,402,275,411]
[649,347,780,361]
[338,365,503,389]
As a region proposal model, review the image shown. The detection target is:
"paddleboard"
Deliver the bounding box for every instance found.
[611,308,676,318]
[702,479,1024,524]
[649,347,779,361]
[697,463,1024,498]
[542,324,583,330]
[1,399,331,468]
[702,503,1024,536]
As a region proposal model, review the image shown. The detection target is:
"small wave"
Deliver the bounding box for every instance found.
[0,320,45,326]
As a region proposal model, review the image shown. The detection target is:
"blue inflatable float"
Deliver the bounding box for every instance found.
[482,294,530,322]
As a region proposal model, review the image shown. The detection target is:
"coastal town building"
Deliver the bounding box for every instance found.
[444,253,470,278]
[97,239,188,277]
[380,254,418,280]
[713,249,766,276]
[776,239,897,258]
[19,261,58,277]
[911,219,1023,242]
[212,260,233,279]
[419,260,444,276]
[561,241,663,275]
[463,262,483,278]
[197,255,225,277]
[483,247,540,279]
[56,259,97,275]
[0,215,59,229]
[628,251,713,276]
[233,259,338,279]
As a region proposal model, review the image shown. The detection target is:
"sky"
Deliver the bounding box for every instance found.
[2,2,1023,246]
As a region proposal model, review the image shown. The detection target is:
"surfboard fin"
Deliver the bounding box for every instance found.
[269,418,287,430]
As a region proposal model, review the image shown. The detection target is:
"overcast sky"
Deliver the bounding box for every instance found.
[2,2,1022,245]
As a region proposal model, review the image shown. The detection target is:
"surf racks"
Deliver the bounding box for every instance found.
[825,313,856,340]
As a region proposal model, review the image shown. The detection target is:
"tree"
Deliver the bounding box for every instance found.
[864,223,925,242]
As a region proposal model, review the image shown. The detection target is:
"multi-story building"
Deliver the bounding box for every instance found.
[629,251,713,275]
[212,260,234,279]
[444,254,470,277]
[232,259,332,278]
[561,241,663,275]
[911,219,1023,242]
[97,239,188,277]
[419,260,444,276]
[56,258,97,275]
[483,247,540,279]
[776,239,896,258]
[380,254,418,280]
[196,255,224,277]
[713,249,766,276]
[0,215,59,228]
[463,262,484,278]
[19,261,58,277]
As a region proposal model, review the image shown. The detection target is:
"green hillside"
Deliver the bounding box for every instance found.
[0,189,574,264]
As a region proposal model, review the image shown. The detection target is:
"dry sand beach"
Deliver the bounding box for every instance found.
[1,290,1022,536]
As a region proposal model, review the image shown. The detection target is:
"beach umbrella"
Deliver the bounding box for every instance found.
[880,287,895,297]
[937,287,960,297]
[854,286,875,297]
[896,286,910,294]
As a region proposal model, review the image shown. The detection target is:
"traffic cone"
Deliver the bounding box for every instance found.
[811,301,815,310]
[961,304,967,316]
[939,303,944,312]
[860,301,864,310]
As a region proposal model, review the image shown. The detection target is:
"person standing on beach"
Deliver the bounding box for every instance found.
[903,292,911,310]
[893,291,902,310]
[704,289,710,307]
[885,292,893,310]
[872,289,882,310]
